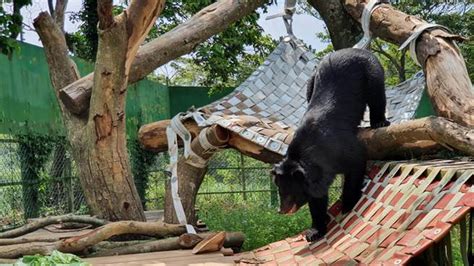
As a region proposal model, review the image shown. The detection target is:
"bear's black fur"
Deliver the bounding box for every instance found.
[271,48,390,242]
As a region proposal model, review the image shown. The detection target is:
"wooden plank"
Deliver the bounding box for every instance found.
[84,250,191,263]
[84,250,238,265]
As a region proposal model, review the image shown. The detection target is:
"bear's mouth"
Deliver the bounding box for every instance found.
[279,203,300,215]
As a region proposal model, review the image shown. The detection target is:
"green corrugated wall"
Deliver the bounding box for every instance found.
[0,42,233,137]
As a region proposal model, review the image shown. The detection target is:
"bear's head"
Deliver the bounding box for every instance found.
[271,158,308,215]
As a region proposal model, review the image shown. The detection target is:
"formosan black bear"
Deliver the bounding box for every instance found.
[272,48,390,242]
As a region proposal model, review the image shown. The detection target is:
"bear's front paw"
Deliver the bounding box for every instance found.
[305,228,325,242]
[370,120,391,129]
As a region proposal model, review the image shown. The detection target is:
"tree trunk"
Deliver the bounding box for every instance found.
[34,0,165,221]
[163,126,229,224]
[307,0,361,50]
[342,0,474,127]
[57,0,267,114]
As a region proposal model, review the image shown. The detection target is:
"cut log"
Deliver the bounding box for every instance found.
[343,0,474,127]
[59,221,186,253]
[58,0,267,114]
[88,231,244,257]
[0,221,186,259]
[0,215,107,239]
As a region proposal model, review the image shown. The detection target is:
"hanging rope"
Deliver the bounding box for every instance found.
[353,0,382,49]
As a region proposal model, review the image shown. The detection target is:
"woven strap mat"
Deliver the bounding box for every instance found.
[239,159,474,265]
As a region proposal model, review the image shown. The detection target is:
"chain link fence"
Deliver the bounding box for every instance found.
[0,135,342,231]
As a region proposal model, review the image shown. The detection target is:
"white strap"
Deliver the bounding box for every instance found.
[353,0,382,49]
[166,126,196,234]
[398,23,450,66]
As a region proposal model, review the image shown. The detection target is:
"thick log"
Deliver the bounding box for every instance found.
[88,231,244,257]
[0,215,107,239]
[139,120,282,163]
[139,117,472,160]
[343,0,473,127]
[59,0,267,114]
[0,221,186,258]
[358,116,474,159]
[59,221,185,253]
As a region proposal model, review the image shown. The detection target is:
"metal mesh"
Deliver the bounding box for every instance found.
[0,135,342,230]
[0,136,87,231]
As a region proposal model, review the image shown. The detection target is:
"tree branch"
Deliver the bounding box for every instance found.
[0,215,107,239]
[33,11,83,128]
[343,0,473,127]
[58,0,267,114]
[307,0,362,49]
[97,0,114,29]
[54,0,68,32]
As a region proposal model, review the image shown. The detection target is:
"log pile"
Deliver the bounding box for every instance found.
[0,215,244,260]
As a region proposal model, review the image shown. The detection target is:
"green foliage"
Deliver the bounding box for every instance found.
[0,0,31,57]
[15,250,89,266]
[128,138,157,209]
[67,0,276,88]
[68,0,99,61]
[199,200,311,251]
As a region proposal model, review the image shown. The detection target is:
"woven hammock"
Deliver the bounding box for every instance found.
[239,160,473,265]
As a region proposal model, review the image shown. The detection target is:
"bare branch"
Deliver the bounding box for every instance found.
[54,0,69,32]
[58,0,267,114]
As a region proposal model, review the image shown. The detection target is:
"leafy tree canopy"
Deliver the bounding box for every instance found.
[67,0,277,88]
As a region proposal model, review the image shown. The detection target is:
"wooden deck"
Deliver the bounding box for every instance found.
[83,250,240,265]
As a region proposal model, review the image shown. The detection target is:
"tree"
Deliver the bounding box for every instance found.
[29,0,271,222]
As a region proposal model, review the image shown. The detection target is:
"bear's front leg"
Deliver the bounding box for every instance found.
[306,196,329,242]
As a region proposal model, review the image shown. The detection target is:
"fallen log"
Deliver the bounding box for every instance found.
[0,221,186,259]
[88,232,244,257]
[0,215,107,239]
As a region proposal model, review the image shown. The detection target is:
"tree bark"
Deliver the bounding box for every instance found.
[342,0,474,127]
[0,221,185,258]
[307,0,361,50]
[163,126,229,224]
[0,215,107,239]
[34,1,165,222]
[78,0,164,221]
[139,117,474,162]
[89,232,244,257]
[58,0,267,114]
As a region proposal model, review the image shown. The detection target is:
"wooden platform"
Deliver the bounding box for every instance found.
[83,250,239,265]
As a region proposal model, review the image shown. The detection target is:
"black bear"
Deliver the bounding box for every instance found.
[271,48,390,242]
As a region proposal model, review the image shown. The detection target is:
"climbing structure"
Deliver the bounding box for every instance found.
[196,36,426,158]
[239,159,473,265]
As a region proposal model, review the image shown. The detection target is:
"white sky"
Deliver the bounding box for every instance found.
[17,1,325,50]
